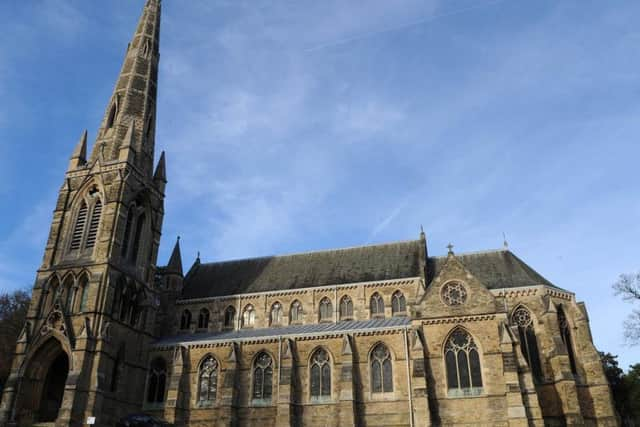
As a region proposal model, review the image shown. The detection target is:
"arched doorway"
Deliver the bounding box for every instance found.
[38,352,69,422]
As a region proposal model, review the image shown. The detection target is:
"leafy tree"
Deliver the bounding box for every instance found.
[600,352,640,426]
[0,289,30,391]
[613,271,640,345]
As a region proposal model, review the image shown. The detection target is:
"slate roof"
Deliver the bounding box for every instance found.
[428,249,561,290]
[181,240,425,299]
[154,317,411,347]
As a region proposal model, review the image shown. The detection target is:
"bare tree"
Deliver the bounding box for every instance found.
[0,289,30,391]
[613,272,640,345]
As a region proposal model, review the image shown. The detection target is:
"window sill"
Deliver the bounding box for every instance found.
[195,400,216,408]
[309,396,332,404]
[251,398,273,407]
[447,387,484,398]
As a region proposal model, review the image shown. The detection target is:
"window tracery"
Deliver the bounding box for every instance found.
[270,302,283,326]
[370,343,393,393]
[242,305,255,328]
[319,297,332,322]
[445,328,483,395]
[557,306,578,375]
[252,352,273,402]
[339,296,353,320]
[146,357,166,403]
[370,293,384,318]
[310,348,331,400]
[224,306,235,328]
[180,309,191,330]
[290,300,303,323]
[198,355,218,404]
[441,282,468,306]
[511,306,543,380]
[391,291,406,315]
[198,308,210,329]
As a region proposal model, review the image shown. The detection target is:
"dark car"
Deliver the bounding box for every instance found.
[115,413,172,427]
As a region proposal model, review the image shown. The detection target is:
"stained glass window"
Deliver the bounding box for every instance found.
[253,352,273,401]
[370,293,385,318]
[290,300,303,323]
[198,355,218,403]
[391,291,406,315]
[310,348,331,399]
[511,306,543,381]
[370,343,393,393]
[445,328,482,393]
[339,296,353,320]
[319,298,332,321]
[441,282,468,306]
[147,357,166,403]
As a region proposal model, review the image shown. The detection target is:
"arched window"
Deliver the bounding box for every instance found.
[198,308,210,329]
[78,275,89,312]
[131,213,146,263]
[146,357,166,403]
[557,306,578,375]
[270,302,283,326]
[121,205,135,257]
[370,293,385,318]
[85,199,102,249]
[252,352,273,401]
[242,305,255,328]
[180,309,192,330]
[319,297,332,322]
[41,276,60,315]
[106,102,117,129]
[370,343,393,393]
[445,328,483,395]
[63,276,75,312]
[339,296,353,320]
[224,306,236,328]
[511,306,543,381]
[310,348,331,400]
[391,291,406,316]
[290,300,303,323]
[198,355,218,404]
[70,201,88,251]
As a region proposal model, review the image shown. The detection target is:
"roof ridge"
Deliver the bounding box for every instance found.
[198,238,422,266]
[431,248,507,259]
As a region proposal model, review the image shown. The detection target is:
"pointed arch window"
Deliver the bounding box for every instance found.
[146,357,166,403]
[70,201,88,251]
[224,306,236,328]
[290,300,303,323]
[445,328,483,396]
[391,291,406,316]
[310,348,331,400]
[198,308,210,329]
[242,305,255,328]
[131,213,146,263]
[252,352,273,402]
[41,276,60,316]
[370,293,385,318]
[79,275,89,312]
[511,306,543,381]
[63,276,75,312]
[270,302,283,326]
[85,199,102,249]
[198,355,218,404]
[319,297,332,322]
[339,296,353,320]
[557,306,578,375]
[370,343,393,393]
[180,309,192,330]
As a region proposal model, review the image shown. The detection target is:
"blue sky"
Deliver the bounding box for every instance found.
[0,0,638,368]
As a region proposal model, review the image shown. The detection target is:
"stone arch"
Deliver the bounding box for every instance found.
[15,337,72,424]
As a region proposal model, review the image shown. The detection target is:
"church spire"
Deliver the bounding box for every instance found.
[89,0,162,176]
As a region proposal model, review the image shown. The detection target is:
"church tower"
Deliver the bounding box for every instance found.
[0,1,165,426]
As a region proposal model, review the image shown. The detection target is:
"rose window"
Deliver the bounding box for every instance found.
[441,282,467,306]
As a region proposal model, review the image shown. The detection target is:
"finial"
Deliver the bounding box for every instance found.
[502,232,509,250]
[196,251,200,261]
[420,224,424,234]
[177,235,180,242]
[447,243,454,255]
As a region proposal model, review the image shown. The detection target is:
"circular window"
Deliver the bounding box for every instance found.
[512,307,532,327]
[441,282,468,306]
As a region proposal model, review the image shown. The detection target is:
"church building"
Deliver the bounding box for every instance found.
[0,1,618,426]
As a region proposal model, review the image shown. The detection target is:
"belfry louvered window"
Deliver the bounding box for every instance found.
[445,328,483,396]
[370,343,393,393]
[511,306,543,381]
[70,202,88,250]
[310,348,331,400]
[85,199,102,249]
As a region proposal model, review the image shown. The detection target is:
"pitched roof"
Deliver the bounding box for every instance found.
[181,239,425,299]
[428,249,561,290]
[154,317,411,347]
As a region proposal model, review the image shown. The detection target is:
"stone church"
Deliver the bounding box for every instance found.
[0,1,618,426]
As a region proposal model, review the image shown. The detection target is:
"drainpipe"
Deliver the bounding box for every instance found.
[403,327,414,427]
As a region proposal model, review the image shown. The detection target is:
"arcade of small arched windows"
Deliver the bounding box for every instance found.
[177,290,409,331]
[39,272,91,317]
[112,278,146,327]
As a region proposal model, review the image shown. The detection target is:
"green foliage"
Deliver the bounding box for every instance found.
[0,289,31,391]
[600,352,640,425]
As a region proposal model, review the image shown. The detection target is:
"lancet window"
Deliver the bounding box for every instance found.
[391,291,406,315]
[198,308,210,329]
[242,304,255,328]
[557,306,578,375]
[180,309,192,330]
[370,292,385,318]
[511,306,543,381]
[319,297,332,322]
[370,343,393,393]
[290,300,303,323]
[339,296,353,320]
[224,306,236,328]
[252,352,273,402]
[146,357,166,403]
[198,355,218,404]
[445,328,483,395]
[270,302,283,326]
[310,348,331,400]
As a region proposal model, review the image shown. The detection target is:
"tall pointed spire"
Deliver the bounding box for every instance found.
[89,0,162,176]
[167,236,183,276]
[68,129,87,169]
